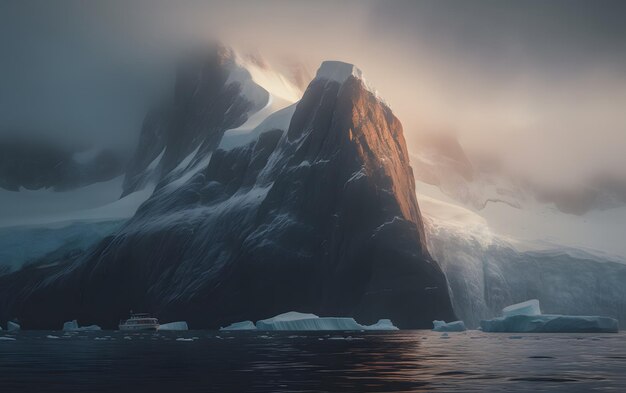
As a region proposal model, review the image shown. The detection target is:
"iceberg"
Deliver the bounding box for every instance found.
[62,320,101,331]
[364,319,399,331]
[157,321,189,331]
[433,320,467,332]
[220,321,257,331]
[481,299,619,333]
[255,311,399,331]
[7,321,20,331]
[502,299,541,318]
[481,314,618,333]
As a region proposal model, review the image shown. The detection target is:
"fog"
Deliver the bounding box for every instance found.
[1,0,625,189]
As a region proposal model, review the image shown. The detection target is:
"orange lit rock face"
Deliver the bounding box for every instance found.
[343,77,427,247]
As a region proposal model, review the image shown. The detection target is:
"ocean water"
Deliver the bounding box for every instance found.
[0,330,624,392]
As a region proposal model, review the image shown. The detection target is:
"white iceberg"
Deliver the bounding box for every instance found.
[63,320,79,331]
[157,321,189,331]
[502,299,541,318]
[481,299,619,333]
[432,320,467,332]
[220,320,257,331]
[62,320,101,331]
[255,311,398,331]
[481,314,618,333]
[7,321,20,331]
[364,319,399,331]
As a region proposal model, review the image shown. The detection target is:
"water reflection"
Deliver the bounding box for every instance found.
[0,330,623,392]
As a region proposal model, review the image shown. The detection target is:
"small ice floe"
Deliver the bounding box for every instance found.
[157,321,189,331]
[440,333,450,339]
[220,320,257,331]
[176,338,194,342]
[480,299,619,333]
[0,337,16,341]
[328,336,364,341]
[46,335,60,339]
[94,337,108,341]
[123,336,132,340]
[503,299,541,318]
[62,320,101,332]
[433,320,467,332]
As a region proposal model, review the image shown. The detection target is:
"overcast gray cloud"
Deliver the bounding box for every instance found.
[1,0,624,186]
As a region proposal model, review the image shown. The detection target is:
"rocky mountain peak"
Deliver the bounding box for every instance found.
[0,58,455,330]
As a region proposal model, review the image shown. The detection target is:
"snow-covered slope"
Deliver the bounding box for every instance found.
[0,46,304,274]
[410,126,626,328]
[0,220,124,274]
[121,45,303,197]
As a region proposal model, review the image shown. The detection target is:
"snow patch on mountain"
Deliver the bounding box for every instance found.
[220,103,297,151]
[217,54,302,151]
[314,61,390,108]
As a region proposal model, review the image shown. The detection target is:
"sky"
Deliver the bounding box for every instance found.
[1,0,625,188]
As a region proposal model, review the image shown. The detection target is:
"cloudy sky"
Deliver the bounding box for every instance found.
[1,0,625,187]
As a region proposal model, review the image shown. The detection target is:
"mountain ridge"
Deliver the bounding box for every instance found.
[0,56,456,329]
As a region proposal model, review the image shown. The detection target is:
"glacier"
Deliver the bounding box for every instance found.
[416,184,626,329]
[432,320,467,332]
[0,220,124,273]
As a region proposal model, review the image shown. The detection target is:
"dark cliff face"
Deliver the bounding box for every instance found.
[121,46,268,197]
[0,65,455,329]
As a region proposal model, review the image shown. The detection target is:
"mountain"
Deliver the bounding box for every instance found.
[0,56,455,329]
[121,46,270,197]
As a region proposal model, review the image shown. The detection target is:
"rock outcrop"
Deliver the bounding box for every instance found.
[0,59,455,329]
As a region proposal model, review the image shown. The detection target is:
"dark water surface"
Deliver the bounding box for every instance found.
[0,330,624,392]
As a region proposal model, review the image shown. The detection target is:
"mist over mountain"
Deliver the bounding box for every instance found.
[0,1,625,332]
[2,0,625,196]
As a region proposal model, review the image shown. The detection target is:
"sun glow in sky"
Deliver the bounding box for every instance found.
[1,0,625,190]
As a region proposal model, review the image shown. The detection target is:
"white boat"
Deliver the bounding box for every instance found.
[118,313,159,331]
